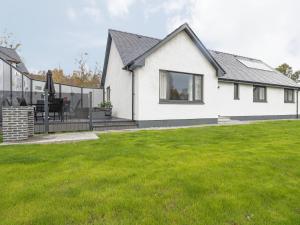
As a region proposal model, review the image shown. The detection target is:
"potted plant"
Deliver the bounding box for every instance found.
[100,101,113,117]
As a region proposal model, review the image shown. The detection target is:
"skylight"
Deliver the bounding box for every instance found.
[237,58,273,71]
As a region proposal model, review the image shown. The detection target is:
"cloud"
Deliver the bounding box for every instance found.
[107,0,136,17]
[66,0,102,23]
[148,0,300,69]
[82,0,101,22]
[66,7,77,21]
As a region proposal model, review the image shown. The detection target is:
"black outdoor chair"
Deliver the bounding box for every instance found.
[35,100,45,121]
[49,98,64,121]
[17,97,28,106]
[63,100,71,120]
[2,98,12,106]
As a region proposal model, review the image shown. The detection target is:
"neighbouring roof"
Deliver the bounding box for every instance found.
[102,24,299,88]
[0,46,29,74]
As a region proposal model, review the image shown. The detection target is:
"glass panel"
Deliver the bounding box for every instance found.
[12,69,23,106]
[259,87,265,100]
[195,76,202,101]
[159,71,167,100]
[286,89,294,102]
[253,86,266,101]
[253,86,259,101]
[237,58,273,71]
[168,72,193,101]
[234,83,239,99]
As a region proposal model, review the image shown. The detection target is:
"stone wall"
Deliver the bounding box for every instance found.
[2,107,34,142]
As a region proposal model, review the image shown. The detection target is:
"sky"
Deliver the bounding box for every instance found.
[0,0,299,74]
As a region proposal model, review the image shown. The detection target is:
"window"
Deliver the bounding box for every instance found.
[234,83,239,100]
[35,86,42,91]
[106,86,111,102]
[159,70,203,103]
[237,58,273,71]
[253,86,267,102]
[284,89,295,103]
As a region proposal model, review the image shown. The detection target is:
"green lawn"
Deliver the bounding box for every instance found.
[0,121,300,225]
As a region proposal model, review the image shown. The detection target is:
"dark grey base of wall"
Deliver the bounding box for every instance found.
[136,118,218,128]
[230,115,298,121]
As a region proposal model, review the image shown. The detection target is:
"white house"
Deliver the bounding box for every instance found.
[101,23,299,128]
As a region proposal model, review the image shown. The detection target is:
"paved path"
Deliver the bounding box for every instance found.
[0,132,99,145]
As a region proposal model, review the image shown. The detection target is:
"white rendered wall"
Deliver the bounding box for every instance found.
[217,81,298,117]
[134,31,218,121]
[105,40,132,119]
[12,68,22,92]
[32,80,45,92]
[23,75,31,92]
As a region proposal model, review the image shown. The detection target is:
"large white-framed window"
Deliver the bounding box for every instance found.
[159,70,203,104]
[284,89,295,103]
[253,85,267,102]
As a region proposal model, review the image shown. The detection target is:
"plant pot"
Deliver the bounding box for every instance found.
[104,108,112,117]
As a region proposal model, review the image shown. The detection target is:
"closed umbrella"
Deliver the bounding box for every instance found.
[44,70,55,101]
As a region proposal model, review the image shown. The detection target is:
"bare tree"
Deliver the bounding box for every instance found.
[0,29,21,50]
[71,52,101,87]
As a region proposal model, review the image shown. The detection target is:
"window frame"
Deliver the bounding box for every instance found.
[234,83,239,100]
[284,88,295,103]
[106,86,111,102]
[253,85,267,103]
[159,70,204,104]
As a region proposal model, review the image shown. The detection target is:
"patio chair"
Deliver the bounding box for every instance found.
[49,98,64,121]
[17,97,28,106]
[63,100,71,120]
[35,100,44,121]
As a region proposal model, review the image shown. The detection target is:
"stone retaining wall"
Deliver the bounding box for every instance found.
[2,107,34,142]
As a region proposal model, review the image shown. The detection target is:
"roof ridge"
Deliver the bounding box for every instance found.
[210,49,263,62]
[109,29,161,41]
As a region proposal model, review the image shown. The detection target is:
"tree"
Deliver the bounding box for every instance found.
[71,52,101,87]
[52,68,66,84]
[276,63,299,81]
[35,52,102,88]
[0,29,21,50]
[292,70,300,81]
[276,63,293,78]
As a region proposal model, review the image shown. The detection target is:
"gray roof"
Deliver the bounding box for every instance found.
[0,46,29,74]
[102,24,299,88]
[109,29,160,66]
[210,50,299,88]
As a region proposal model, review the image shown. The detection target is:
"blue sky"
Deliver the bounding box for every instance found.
[1,0,299,74]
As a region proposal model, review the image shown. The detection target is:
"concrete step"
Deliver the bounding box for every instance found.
[218,118,231,122]
[218,116,237,124]
[92,121,137,131]
[93,124,137,131]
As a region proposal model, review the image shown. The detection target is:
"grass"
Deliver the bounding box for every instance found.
[0,121,300,225]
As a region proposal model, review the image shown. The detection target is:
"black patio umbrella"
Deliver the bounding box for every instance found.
[44,70,56,102]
